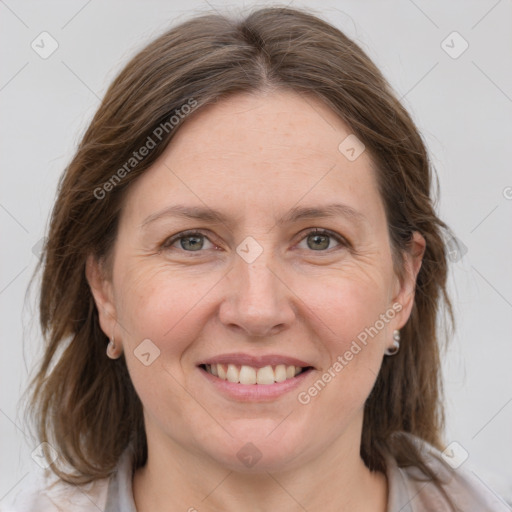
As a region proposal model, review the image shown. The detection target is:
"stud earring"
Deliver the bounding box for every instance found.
[384,329,400,356]
[106,335,120,359]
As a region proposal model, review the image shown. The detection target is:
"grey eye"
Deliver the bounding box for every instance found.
[307,233,331,250]
[297,230,344,251]
[179,234,205,251]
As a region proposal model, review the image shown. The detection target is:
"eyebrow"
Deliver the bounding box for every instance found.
[140,202,367,229]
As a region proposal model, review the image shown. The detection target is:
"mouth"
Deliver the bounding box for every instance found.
[199,363,313,385]
[195,353,315,401]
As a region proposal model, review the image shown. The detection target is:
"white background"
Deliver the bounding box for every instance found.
[1,0,511,507]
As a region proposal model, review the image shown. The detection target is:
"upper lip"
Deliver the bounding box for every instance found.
[198,353,314,369]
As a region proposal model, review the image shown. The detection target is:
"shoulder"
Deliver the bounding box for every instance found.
[0,468,110,512]
[1,445,136,512]
[386,433,511,512]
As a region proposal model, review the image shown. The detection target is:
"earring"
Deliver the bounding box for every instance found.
[385,330,400,356]
[106,335,120,359]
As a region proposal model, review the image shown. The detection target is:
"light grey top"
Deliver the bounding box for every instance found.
[2,435,510,511]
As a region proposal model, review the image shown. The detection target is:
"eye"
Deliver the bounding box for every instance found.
[160,228,348,254]
[296,228,347,251]
[161,230,217,252]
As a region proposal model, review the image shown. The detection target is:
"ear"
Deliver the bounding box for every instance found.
[85,253,117,340]
[391,231,426,329]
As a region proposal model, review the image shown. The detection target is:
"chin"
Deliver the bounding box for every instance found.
[202,422,309,473]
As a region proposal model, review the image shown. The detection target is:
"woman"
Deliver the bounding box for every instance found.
[3,6,508,512]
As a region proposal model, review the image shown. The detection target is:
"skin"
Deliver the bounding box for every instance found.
[87,89,425,512]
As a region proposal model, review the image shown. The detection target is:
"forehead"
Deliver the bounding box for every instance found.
[168,89,363,167]
[120,89,383,227]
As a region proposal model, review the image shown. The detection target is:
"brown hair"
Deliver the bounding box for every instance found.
[24,3,454,497]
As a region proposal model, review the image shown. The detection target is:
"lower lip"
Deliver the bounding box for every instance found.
[198,366,314,402]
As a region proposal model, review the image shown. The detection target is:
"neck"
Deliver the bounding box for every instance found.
[132,424,388,512]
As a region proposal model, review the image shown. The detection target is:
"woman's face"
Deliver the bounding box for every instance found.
[88,90,423,472]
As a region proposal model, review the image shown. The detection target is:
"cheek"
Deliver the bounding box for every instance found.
[115,262,223,373]
[300,266,393,343]
[292,270,392,403]
[115,266,213,434]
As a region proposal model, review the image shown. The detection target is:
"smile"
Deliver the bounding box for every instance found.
[197,353,315,400]
[201,363,309,385]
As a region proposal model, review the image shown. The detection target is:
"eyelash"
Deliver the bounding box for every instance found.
[160,228,349,254]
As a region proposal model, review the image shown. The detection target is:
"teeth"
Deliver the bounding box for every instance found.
[274,364,287,382]
[256,365,275,385]
[205,363,306,384]
[226,364,239,383]
[217,364,227,380]
[240,365,257,385]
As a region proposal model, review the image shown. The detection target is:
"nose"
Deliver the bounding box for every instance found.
[218,251,296,338]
